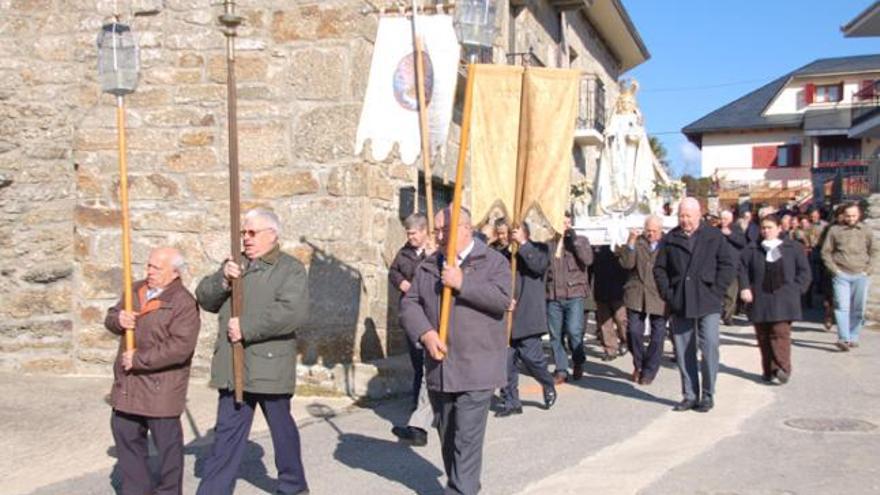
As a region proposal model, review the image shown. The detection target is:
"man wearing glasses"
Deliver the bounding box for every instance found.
[400,207,511,495]
[196,209,310,495]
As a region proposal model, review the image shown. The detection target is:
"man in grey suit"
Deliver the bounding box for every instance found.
[400,207,511,495]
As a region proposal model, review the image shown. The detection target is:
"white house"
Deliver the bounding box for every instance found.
[683,54,880,204]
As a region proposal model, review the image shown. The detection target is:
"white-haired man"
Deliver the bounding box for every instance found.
[196,209,310,495]
[654,198,735,413]
[105,247,201,495]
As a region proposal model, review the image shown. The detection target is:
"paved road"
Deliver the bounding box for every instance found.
[19,315,880,495]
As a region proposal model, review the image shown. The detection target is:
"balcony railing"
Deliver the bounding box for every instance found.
[811,159,879,203]
[851,83,880,126]
[814,159,870,168]
[577,74,605,135]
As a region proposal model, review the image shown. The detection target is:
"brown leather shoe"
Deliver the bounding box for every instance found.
[631,368,641,383]
[553,371,567,385]
[836,341,850,352]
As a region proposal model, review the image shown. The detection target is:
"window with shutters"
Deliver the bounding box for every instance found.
[776,144,801,167]
[752,144,801,168]
[814,83,843,103]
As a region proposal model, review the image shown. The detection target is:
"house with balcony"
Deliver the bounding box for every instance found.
[683,54,880,206]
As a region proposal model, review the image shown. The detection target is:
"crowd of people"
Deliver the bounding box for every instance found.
[102,197,874,495]
[387,196,874,493]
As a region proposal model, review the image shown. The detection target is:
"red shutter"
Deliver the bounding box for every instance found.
[790,144,801,167]
[753,145,778,169]
[804,83,815,104]
[860,79,875,100]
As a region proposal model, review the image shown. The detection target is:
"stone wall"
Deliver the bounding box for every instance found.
[0,0,629,393]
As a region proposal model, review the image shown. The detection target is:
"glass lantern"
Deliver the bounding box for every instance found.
[454,0,497,49]
[97,22,139,96]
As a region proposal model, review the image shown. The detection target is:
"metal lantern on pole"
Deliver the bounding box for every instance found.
[97,21,139,353]
[453,0,497,61]
[437,1,498,349]
[97,22,139,95]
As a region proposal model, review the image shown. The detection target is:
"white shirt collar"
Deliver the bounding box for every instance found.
[457,240,476,265]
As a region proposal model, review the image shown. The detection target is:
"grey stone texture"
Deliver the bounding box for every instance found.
[0,0,629,394]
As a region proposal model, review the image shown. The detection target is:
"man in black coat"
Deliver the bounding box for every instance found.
[388,213,431,410]
[592,245,629,361]
[720,210,747,325]
[389,213,434,446]
[496,223,557,417]
[654,198,736,413]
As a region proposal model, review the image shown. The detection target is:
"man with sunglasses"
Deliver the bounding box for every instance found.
[196,209,310,495]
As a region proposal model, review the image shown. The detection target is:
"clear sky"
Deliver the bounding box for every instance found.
[623,0,878,178]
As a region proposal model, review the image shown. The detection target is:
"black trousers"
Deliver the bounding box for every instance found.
[406,337,425,408]
[111,410,184,495]
[429,389,494,495]
[502,334,554,408]
[196,391,308,495]
[626,309,667,379]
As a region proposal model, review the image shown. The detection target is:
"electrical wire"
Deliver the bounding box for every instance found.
[641,78,769,93]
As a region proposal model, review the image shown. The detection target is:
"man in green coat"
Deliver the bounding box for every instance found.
[196,209,310,495]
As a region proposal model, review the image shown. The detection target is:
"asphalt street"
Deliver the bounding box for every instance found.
[18,314,880,495]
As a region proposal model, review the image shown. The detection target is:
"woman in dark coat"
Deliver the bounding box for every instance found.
[739,214,812,384]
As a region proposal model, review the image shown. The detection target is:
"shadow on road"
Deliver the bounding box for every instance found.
[562,359,678,406]
[307,402,445,494]
[718,362,765,385]
[333,432,444,494]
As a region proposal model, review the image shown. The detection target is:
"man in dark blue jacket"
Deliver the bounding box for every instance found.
[654,198,736,413]
[496,222,557,417]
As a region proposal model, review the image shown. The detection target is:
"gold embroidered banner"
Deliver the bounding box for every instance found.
[518,67,579,234]
[468,64,523,225]
[468,65,579,234]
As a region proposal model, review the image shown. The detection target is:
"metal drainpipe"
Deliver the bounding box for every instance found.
[509,3,519,61]
[560,11,568,68]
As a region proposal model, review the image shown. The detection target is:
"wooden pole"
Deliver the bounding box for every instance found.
[506,68,531,341]
[411,1,435,232]
[116,95,135,352]
[220,0,246,404]
[438,63,477,349]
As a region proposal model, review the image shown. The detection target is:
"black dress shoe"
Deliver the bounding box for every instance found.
[571,364,584,381]
[672,399,698,412]
[695,397,714,413]
[391,425,428,446]
[601,353,615,362]
[494,405,523,417]
[543,385,557,409]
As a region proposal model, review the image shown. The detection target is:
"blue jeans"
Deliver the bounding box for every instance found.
[546,297,585,375]
[671,313,720,402]
[832,272,869,343]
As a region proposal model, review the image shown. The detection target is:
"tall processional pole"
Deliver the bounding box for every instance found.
[219,0,246,404]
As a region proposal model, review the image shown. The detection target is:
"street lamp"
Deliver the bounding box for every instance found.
[454,0,497,62]
[97,22,139,95]
[97,21,139,353]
